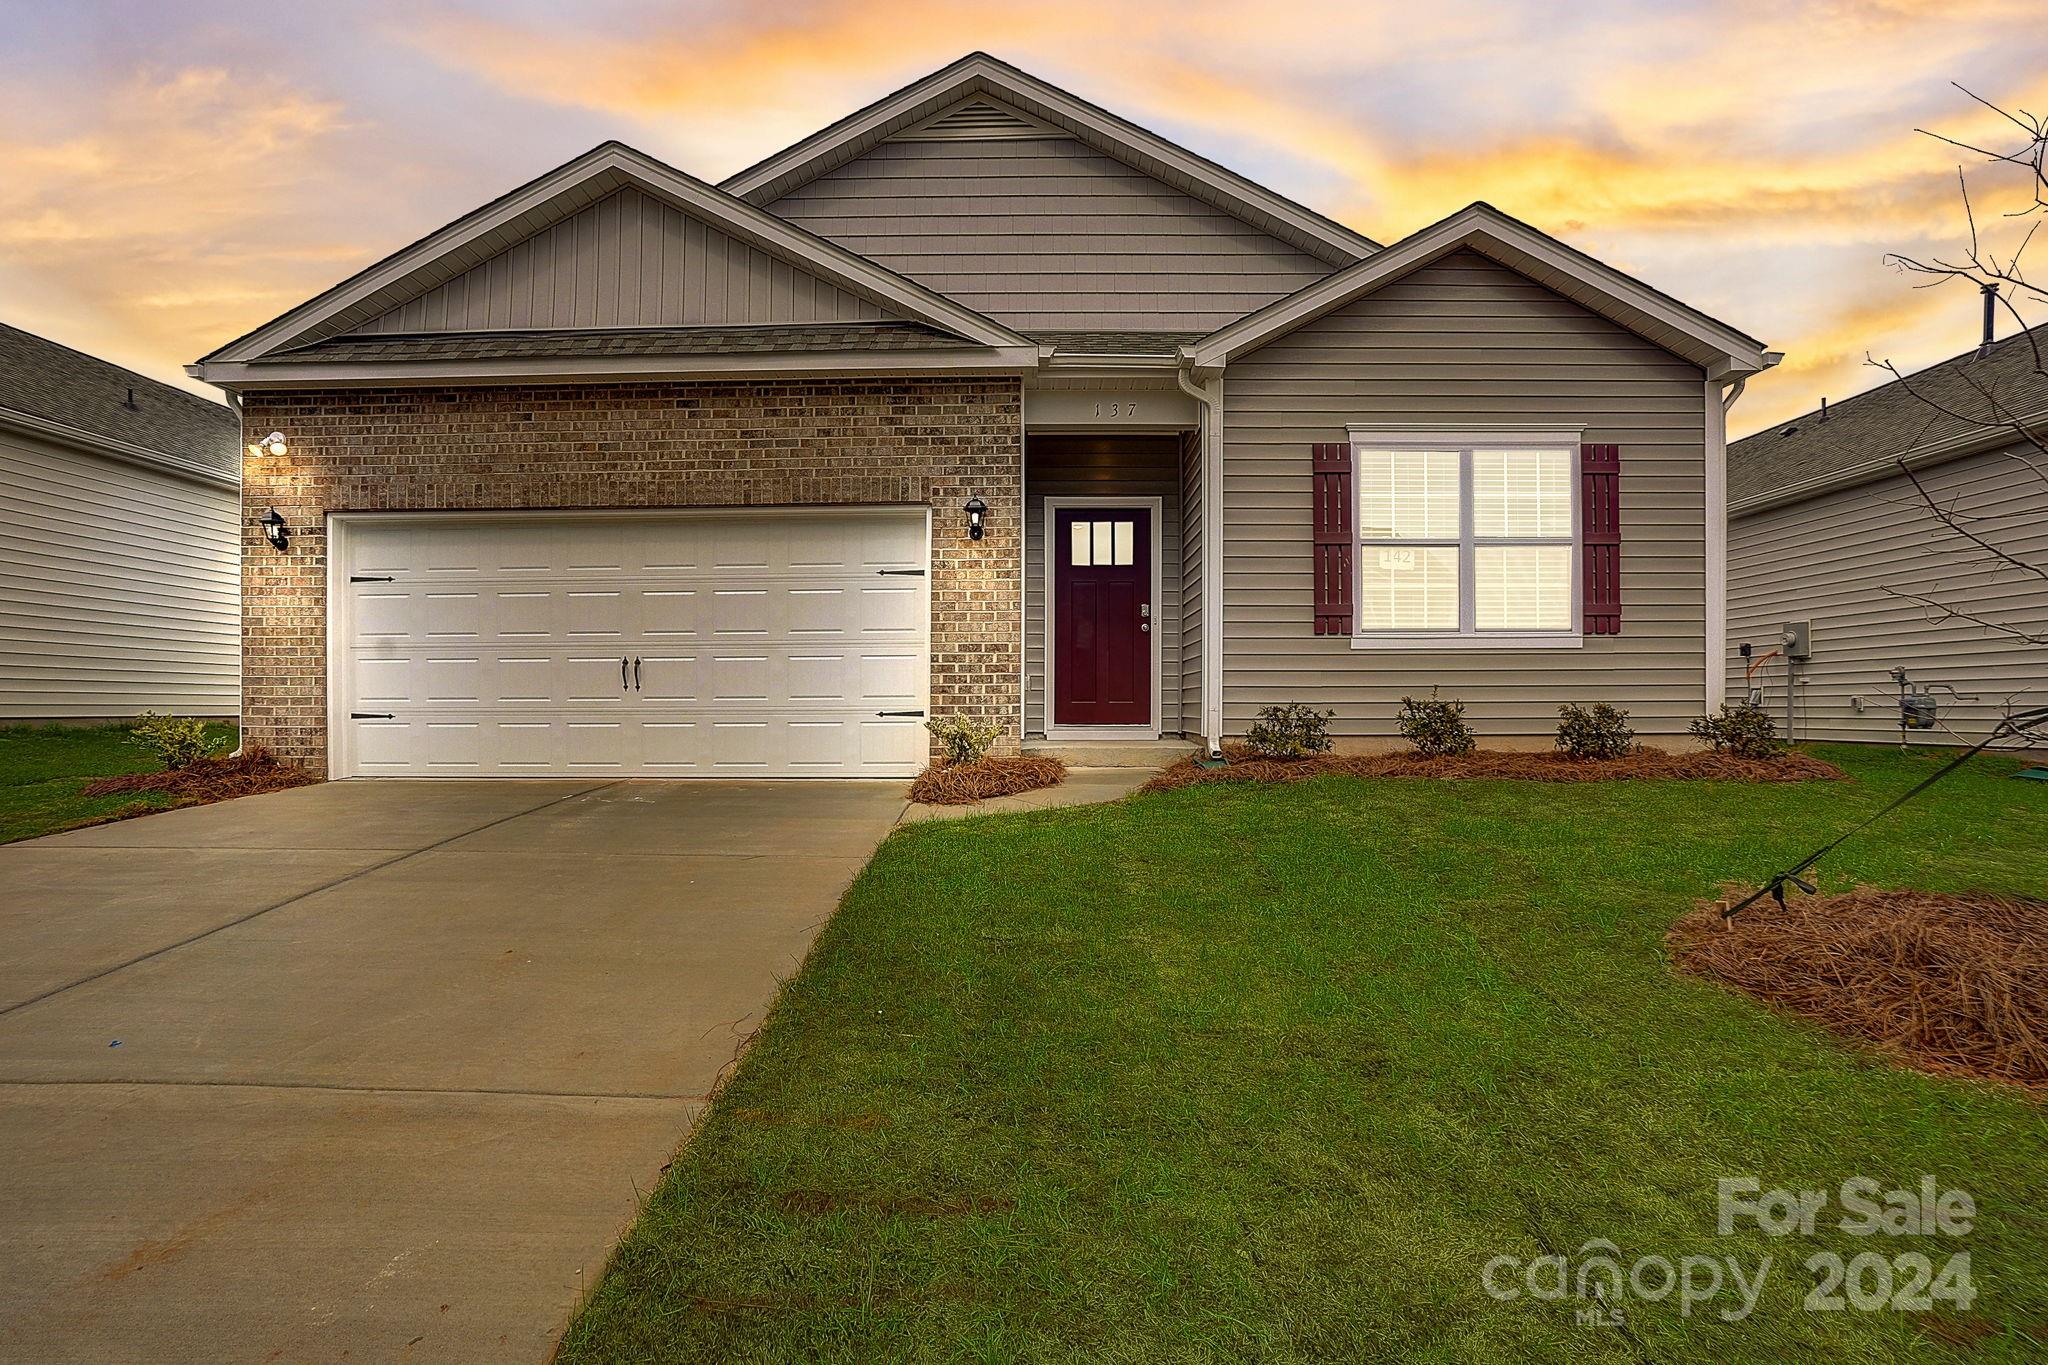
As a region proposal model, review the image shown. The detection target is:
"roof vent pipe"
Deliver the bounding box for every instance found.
[1979,281,1999,357]
[1819,397,1828,422]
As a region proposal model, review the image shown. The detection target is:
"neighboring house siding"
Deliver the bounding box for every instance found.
[1023,436,1184,737]
[238,379,1022,773]
[357,187,894,334]
[0,429,239,718]
[1220,249,1709,739]
[764,138,1333,332]
[1727,442,2048,743]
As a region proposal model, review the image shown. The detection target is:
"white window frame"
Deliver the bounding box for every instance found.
[1346,426,1584,650]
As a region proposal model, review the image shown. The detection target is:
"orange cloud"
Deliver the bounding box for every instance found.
[0,65,358,389]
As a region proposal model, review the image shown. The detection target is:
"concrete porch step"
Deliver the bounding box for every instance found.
[1023,739,1199,769]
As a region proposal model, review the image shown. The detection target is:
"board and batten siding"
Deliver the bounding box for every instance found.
[764,138,1333,333]
[359,187,895,334]
[0,429,239,718]
[1727,441,2048,744]
[1024,435,1184,736]
[1220,249,1710,739]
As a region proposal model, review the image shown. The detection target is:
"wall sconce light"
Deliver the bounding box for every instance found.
[259,507,290,551]
[964,497,987,541]
[248,431,288,459]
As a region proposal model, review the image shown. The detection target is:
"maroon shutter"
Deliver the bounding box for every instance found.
[1581,443,1621,635]
[1311,443,1353,635]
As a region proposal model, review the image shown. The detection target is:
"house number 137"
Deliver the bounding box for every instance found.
[1093,401,1138,419]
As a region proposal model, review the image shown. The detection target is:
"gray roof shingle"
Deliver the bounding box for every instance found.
[1730,322,2048,504]
[0,321,238,474]
[263,322,980,364]
[1033,330,1205,356]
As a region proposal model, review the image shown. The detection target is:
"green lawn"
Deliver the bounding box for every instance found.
[563,745,2048,1363]
[0,721,239,845]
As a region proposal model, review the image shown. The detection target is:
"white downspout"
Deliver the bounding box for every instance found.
[1704,375,1731,712]
[1705,360,1770,712]
[1176,365,1226,758]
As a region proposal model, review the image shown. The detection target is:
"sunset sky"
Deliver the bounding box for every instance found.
[4,0,2044,436]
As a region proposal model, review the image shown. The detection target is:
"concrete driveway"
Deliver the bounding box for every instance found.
[0,779,906,1363]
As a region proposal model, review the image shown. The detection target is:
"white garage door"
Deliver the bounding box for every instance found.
[331,509,930,778]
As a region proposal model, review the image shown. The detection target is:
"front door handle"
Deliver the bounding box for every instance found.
[632,657,642,690]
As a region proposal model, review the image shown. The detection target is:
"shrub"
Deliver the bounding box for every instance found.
[1245,702,1335,759]
[925,714,1003,765]
[1689,702,1784,760]
[128,712,225,771]
[1396,689,1476,757]
[1554,702,1636,761]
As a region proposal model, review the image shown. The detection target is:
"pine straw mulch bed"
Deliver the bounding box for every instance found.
[1670,888,2048,1091]
[908,755,1067,806]
[81,746,320,807]
[1140,744,1845,793]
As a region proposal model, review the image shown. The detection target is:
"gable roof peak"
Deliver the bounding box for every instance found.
[193,138,1027,375]
[1187,200,1771,378]
[720,53,1379,266]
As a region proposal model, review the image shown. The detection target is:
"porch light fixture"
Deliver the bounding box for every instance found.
[248,430,288,458]
[964,497,987,541]
[259,507,289,551]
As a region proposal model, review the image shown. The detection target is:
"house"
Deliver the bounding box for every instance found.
[1727,318,2048,744]
[187,53,1774,779]
[1,322,241,722]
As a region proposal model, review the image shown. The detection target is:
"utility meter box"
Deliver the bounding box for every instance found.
[1781,619,1812,661]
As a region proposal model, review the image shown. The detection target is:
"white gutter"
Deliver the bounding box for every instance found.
[191,346,1045,390]
[1175,365,1226,757]
[0,404,238,490]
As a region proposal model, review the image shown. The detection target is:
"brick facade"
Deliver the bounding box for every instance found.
[240,378,1023,773]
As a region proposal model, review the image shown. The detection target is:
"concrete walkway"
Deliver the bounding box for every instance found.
[896,766,1157,822]
[0,779,905,1363]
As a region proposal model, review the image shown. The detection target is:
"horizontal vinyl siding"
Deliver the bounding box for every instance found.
[1728,444,2048,743]
[766,138,1332,332]
[1180,427,1205,732]
[1221,250,1709,738]
[1,432,240,718]
[1025,435,1184,735]
[361,187,893,333]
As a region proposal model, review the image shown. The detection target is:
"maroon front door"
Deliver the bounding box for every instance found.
[1053,506,1151,727]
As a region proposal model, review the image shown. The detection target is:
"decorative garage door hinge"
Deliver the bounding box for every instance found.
[876,568,926,576]
[351,712,395,720]
[876,710,926,718]
[350,575,395,583]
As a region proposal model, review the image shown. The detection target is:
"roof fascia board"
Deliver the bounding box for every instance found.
[1186,205,1770,375]
[1731,408,2048,516]
[0,404,239,489]
[719,54,1379,265]
[192,345,1045,391]
[199,144,1025,369]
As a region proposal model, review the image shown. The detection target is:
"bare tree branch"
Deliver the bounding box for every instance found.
[1878,585,2048,645]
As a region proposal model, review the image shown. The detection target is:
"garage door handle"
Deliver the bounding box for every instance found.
[620,657,629,689]
[877,568,925,577]
[349,575,395,583]
[351,712,394,720]
[632,657,641,690]
[877,709,926,718]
